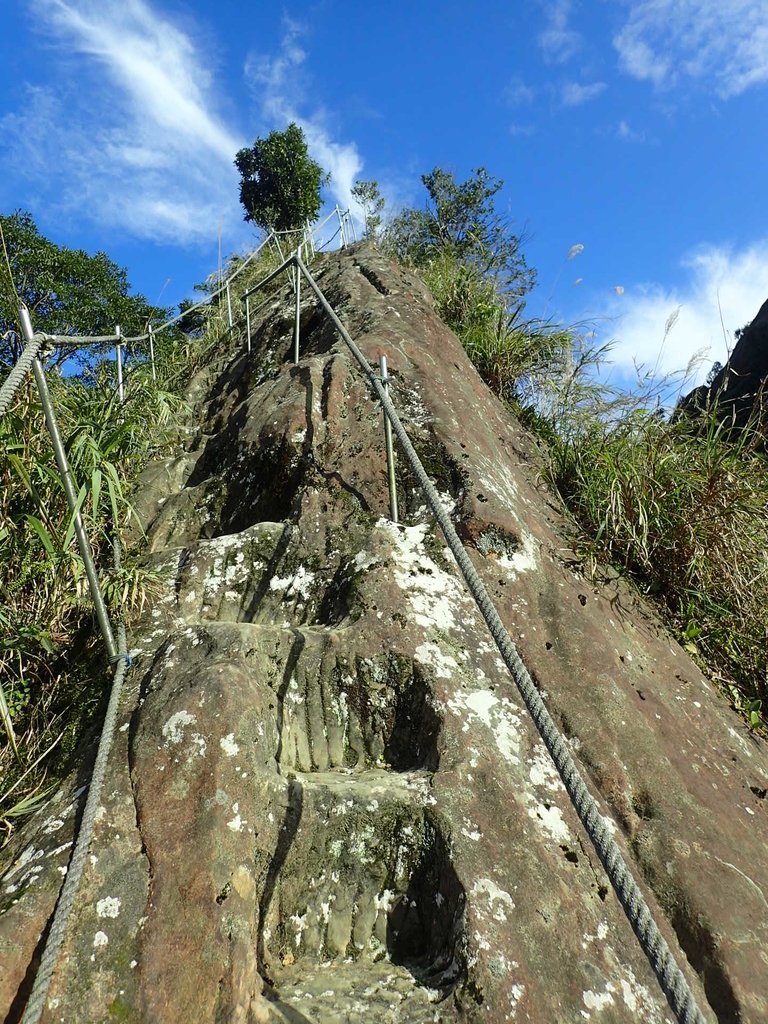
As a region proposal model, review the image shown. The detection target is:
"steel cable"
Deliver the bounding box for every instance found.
[0,336,43,418]
[22,569,129,1024]
[295,253,710,1024]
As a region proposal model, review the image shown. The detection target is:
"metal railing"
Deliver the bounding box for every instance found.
[24,206,356,395]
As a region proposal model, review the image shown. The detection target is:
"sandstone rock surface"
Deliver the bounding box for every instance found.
[2,245,767,1023]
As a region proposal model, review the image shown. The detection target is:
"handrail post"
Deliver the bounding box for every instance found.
[245,295,252,354]
[115,326,124,403]
[226,280,233,329]
[18,305,118,662]
[380,354,399,523]
[294,252,301,364]
[339,206,347,248]
[148,324,156,382]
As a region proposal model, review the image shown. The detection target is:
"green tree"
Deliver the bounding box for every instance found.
[0,211,166,368]
[351,179,385,240]
[235,123,329,233]
[382,167,535,300]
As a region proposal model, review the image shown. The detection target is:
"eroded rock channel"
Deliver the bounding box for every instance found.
[2,245,768,1023]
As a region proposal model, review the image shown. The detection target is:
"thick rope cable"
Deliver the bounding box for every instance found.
[22,544,129,1024]
[0,335,43,418]
[295,253,710,1024]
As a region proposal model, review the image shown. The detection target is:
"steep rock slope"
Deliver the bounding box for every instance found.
[1,246,767,1024]
[679,295,768,429]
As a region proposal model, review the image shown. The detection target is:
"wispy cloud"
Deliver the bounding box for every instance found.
[614,1,768,98]
[505,78,536,106]
[561,80,606,107]
[595,240,768,382]
[538,0,581,63]
[616,119,645,142]
[1,0,243,245]
[245,19,363,217]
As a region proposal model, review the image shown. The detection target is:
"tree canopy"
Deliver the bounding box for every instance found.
[235,123,329,233]
[351,179,385,240]
[0,211,166,367]
[382,167,535,302]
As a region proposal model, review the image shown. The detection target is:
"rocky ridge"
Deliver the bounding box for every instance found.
[1,245,767,1023]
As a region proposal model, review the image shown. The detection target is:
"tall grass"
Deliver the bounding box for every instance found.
[551,410,767,723]
[0,362,180,838]
[0,239,296,840]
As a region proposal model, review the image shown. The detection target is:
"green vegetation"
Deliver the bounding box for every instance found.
[0,211,166,369]
[351,180,385,241]
[235,123,329,233]
[378,166,767,732]
[552,407,767,725]
[0,223,287,840]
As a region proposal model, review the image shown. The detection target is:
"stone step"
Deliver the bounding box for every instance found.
[262,959,456,1023]
[261,767,464,1007]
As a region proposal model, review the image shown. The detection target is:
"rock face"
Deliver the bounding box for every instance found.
[2,245,768,1024]
[679,296,768,430]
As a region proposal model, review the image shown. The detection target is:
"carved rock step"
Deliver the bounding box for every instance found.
[147,520,291,625]
[261,768,464,1016]
[262,960,453,1023]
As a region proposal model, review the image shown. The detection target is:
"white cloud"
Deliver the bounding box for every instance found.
[506,78,536,105]
[509,123,537,138]
[245,19,363,218]
[538,0,581,63]
[614,1,768,97]
[561,81,606,106]
[2,0,244,245]
[596,240,768,383]
[616,119,645,142]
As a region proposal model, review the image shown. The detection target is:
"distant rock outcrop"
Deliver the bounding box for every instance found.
[679,296,768,430]
[2,245,768,1023]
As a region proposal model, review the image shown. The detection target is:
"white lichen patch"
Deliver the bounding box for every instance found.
[353,549,379,571]
[496,531,538,579]
[509,983,525,1014]
[447,689,522,766]
[5,844,44,881]
[471,878,516,921]
[96,896,121,919]
[375,889,396,914]
[93,931,109,948]
[380,521,475,632]
[220,734,240,757]
[528,742,565,792]
[48,841,73,859]
[227,803,244,832]
[41,817,65,835]
[290,911,308,947]
[583,985,616,1013]
[473,454,523,516]
[162,710,196,745]
[528,802,571,844]
[414,641,459,679]
[269,566,315,601]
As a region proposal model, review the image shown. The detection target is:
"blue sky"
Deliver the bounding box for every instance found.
[2,0,767,385]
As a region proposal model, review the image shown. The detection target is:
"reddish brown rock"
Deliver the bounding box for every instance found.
[2,244,767,1024]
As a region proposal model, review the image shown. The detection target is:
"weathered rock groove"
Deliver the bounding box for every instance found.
[2,245,768,1023]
